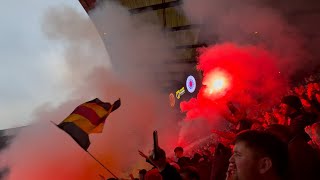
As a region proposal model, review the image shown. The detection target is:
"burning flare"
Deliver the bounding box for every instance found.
[203,68,231,98]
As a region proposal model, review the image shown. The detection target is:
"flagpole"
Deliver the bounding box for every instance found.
[50,121,119,179]
[86,151,119,179]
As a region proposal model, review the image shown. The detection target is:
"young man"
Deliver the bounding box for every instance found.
[174,146,191,168]
[151,148,182,180]
[280,95,315,140]
[226,130,288,180]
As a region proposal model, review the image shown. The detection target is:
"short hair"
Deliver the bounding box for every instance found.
[234,130,288,177]
[174,146,184,153]
[180,166,200,180]
[139,169,147,175]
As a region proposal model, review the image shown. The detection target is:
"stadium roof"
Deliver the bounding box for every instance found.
[78,0,320,89]
[78,0,204,91]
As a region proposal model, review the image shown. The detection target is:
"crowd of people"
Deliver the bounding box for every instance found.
[107,80,320,180]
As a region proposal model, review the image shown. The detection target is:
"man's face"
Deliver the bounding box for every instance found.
[229,141,260,180]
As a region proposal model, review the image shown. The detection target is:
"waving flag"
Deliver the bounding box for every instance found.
[57,98,121,150]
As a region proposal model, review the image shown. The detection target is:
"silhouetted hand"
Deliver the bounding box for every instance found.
[138,150,148,159]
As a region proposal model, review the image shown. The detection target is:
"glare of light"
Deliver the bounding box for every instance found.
[207,76,227,94]
[212,78,225,91]
[203,68,231,97]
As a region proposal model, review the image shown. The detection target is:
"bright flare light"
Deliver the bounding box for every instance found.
[212,78,225,91]
[203,68,231,97]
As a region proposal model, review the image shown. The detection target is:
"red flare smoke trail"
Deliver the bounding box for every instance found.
[181,43,288,121]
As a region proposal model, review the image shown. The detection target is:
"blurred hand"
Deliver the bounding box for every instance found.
[138,150,148,159]
[226,162,237,180]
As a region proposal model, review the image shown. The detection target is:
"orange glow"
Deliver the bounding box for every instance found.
[203,68,231,97]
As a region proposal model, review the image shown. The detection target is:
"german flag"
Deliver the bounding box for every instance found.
[57,98,121,150]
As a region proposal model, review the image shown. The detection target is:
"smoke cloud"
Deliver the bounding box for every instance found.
[177,0,313,143]
[0,130,14,180]
[182,0,320,76]
[5,1,183,179]
[181,43,287,122]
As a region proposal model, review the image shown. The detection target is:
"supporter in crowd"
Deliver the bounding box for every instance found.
[138,169,147,180]
[149,148,182,180]
[174,147,191,168]
[266,124,320,180]
[190,153,202,164]
[280,95,314,141]
[226,130,288,180]
[132,79,320,180]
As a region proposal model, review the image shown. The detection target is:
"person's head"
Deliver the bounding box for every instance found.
[192,153,202,163]
[180,166,200,180]
[139,169,147,180]
[280,95,302,116]
[229,130,288,180]
[174,146,184,158]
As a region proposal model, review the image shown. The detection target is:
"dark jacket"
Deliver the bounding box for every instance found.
[288,111,314,141]
[177,156,191,168]
[288,135,320,180]
[160,163,182,180]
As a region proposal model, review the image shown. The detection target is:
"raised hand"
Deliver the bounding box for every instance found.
[138,150,148,159]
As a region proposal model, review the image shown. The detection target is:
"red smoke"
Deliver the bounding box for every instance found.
[181,43,288,121]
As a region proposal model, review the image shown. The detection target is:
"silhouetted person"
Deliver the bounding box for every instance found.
[280,95,315,141]
[174,146,191,168]
[266,124,320,180]
[190,153,202,165]
[139,169,147,180]
[150,148,182,180]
